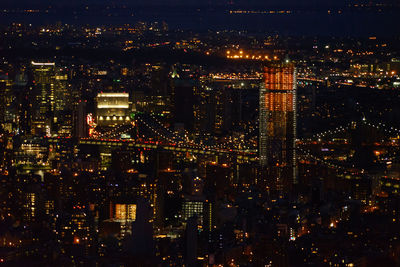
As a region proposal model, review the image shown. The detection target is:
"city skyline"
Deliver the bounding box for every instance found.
[0,3,399,266]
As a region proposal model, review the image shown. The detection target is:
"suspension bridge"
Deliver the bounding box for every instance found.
[47,114,400,171]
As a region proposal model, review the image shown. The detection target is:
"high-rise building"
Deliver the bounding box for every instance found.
[0,73,19,132]
[105,202,137,237]
[182,197,204,226]
[13,70,31,134]
[259,64,297,187]
[172,79,196,131]
[128,199,154,257]
[31,62,56,135]
[185,216,198,267]
[30,62,71,136]
[53,67,72,136]
[75,101,88,138]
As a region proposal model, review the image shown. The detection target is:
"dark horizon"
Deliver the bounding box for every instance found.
[1,4,398,37]
[1,0,399,8]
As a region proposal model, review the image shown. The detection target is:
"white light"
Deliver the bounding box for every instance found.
[97,93,129,98]
[31,61,55,66]
[97,105,129,109]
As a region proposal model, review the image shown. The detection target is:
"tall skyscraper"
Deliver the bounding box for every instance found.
[185,216,198,267]
[75,101,88,138]
[13,70,31,134]
[31,62,56,135]
[0,73,19,132]
[259,64,297,188]
[31,62,70,136]
[53,67,72,136]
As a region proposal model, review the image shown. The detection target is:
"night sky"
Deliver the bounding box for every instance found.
[1,0,398,35]
[2,0,398,7]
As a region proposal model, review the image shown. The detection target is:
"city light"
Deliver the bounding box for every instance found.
[1,4,399,266]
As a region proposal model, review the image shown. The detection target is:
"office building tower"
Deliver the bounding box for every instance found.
[128,199,154,258]
[182,197,204,226]
[13,70,30,134]
[31,62,71,136]
[259,64,297,187]
[106,202,137,237]
[31,62,56,135]
[172,79,196,131]
[185,216,198,267]
[53,67,72,136]
[0,73,19,133]
[75,101,88,138]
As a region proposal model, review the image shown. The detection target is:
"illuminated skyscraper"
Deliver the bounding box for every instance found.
[53,67,71,136]
[31,62,71,136]
[31,62,56,135]
[259,64,297,187]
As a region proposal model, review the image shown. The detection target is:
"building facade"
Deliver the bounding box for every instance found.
[31,62,71,136]
[96,92,132,126]
[259,64,297,187]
